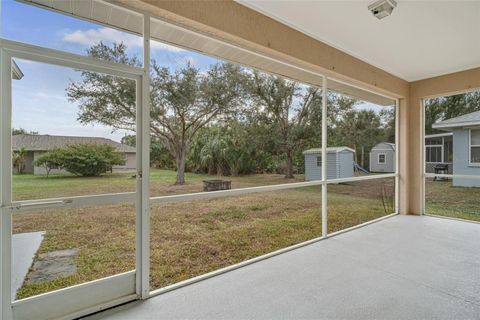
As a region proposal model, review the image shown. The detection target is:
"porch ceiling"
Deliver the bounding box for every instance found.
[20,0,395,106]
[238,0,480,82]
[87,215,480,320]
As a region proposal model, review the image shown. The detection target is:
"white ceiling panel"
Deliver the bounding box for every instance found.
[238,0,480,81]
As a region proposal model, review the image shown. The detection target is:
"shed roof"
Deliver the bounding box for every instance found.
[432,111,480,130]
[12,134,136,153]
[303,147,355,155]
[372,142,395,151]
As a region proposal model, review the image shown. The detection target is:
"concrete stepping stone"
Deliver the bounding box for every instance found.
[27,248,79,284]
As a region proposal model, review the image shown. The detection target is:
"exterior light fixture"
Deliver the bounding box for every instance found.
[368,0,397,20]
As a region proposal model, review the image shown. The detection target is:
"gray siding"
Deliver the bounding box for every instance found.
[23,152,34,174]
[369,143,395,173]
[370,150,395,173]
[304,152,354,181]
[452,129,480,187]
[327,153,339,179]
[338,151,354,178]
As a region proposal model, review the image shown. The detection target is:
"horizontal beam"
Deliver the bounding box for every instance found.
[150,180,324,204]
[325,173,396,184]
[0,39,143,78]
[5,192,136,213]
[7,173,397,213]
[424,173,480,180]
[150,174,396,205]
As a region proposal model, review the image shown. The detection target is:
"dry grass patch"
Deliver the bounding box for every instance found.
[13,172,395,298]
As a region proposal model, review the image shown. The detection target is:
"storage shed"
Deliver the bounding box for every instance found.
[303,147,355,181]
[369,143,396,173]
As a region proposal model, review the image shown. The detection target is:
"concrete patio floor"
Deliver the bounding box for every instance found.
[85,215,480,320]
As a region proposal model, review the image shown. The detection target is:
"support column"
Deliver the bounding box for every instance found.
[406,94,424,215]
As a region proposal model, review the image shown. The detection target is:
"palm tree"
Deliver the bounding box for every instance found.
[13,147,27,174]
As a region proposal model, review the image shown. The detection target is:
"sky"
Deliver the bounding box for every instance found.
[1,0,387,142]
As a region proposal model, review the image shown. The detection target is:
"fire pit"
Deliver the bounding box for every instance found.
[203,179,232,192]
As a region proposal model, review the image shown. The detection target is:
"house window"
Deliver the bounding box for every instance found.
[425,137,442,146]
[378,154,386,164]
[425,146,442,163]
[316,156,322,167]
[470,129,480,164]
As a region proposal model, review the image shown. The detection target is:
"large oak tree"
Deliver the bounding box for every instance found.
[67,42,245,184]
[247,71,322,178]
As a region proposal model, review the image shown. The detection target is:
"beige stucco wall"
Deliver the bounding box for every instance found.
[408,67,480,214]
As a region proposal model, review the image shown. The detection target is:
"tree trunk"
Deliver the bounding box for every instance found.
[285,151,294,179]
[208,165,215,176]
[361,146,364,167]
[175,148,186,185]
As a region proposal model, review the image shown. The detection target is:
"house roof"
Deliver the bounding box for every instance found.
[12,134,136,153]
[432,111,480,131]
[303,147,355,155]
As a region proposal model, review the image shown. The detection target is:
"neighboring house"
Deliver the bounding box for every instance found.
[425,132,453,174]
[12,134,136,175]
[432,110,480,187]
[369,135,453,175]
[303,147,355,181]
[369,142,395,173]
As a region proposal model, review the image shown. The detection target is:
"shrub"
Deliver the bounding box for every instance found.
[61,143,125,177]
[33,149,65,177]
[35,143,125,177]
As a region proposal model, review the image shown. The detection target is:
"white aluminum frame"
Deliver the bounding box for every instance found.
[136,13,151,301]
[321,77,328,237]
[0,2,401,318]
[0,37,148,320]
[1,44,14,320]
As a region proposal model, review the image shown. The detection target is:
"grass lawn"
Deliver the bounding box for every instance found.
[12,170,395,299]
[425,178,480,222]
[12,169,303,201]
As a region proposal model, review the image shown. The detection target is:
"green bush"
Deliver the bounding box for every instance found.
[35,143,125,177]
[33,149,65,177]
